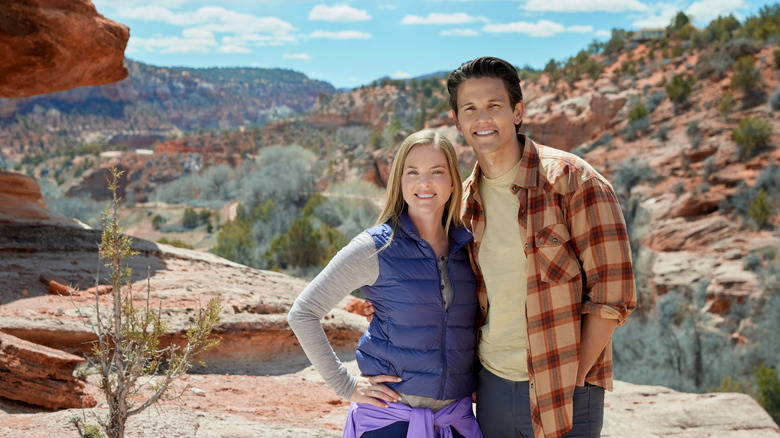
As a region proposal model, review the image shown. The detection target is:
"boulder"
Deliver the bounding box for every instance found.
[0,331,95,409]
[0,0,129,98]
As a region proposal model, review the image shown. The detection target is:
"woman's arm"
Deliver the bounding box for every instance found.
[287,232,383,400]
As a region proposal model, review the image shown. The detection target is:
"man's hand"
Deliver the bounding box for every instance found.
[349,374,402,408]
[363,300,375,322]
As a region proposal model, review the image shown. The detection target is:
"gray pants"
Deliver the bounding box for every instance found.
[476,367,604,437]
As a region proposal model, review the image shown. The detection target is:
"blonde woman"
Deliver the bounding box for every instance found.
[288,130,482,438]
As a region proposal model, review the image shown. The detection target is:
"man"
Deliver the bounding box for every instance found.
[447,56,636,438]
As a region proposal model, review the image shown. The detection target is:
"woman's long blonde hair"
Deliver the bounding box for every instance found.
[375,130,464,241]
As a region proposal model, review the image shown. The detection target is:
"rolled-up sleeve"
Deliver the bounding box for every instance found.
[568,176,637,325]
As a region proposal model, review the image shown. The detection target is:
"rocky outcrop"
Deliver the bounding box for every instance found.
[0,332,95,409]
[0,0,129,98]
[0,171,81,225]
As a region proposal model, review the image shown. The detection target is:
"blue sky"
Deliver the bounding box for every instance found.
[93,0,774,89]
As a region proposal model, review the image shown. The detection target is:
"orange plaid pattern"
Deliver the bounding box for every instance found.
[462,136,637,438]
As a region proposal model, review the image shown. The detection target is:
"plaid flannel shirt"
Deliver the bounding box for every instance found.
[462,136,636,438]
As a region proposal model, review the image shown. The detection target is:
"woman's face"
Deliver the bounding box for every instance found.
[401,144,453,220]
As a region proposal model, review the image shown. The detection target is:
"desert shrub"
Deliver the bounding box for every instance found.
[151,214,166,230]
[655,123,672,142]
[156,237,193,249]
[45,195,104,228]
[612,158,653,195]
[628,103,648,122]
[81,168,221,438]
[711,375,744,393]
[153,164,233,204]
[739,4,780,42]
[770,89,780,111]
[774,49,780,68]
[731,56,762,95]
[725,37,765,60]
[695,14,741,48]
[686,121,702,149]
[749,189,772,229]
[718,92,737,119]
[732,116,772,159]
[743,252,763,272]
[646,91,667,113]
[182,207,199,229]
[212,212,256,267]
[755,365,780,424]
[666,73,695,109]
[624,116,651,142]
[694,48,733,80]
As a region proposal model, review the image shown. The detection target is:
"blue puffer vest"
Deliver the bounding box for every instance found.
[356,213,478,401]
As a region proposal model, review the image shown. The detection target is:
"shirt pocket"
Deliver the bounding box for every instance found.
[534,223,582,284]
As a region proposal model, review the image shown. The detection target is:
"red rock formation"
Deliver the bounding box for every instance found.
[0,171,76,223]
[0,332,95,409]
[0,0,129,98]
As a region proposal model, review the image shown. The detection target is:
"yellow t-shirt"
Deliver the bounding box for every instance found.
[476,161,529,381]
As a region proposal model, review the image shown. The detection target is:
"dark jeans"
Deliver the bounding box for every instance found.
[361,421,467,438]
[476,367,604,437]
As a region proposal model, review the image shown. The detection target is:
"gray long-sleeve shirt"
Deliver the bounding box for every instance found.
[287,231,456,411]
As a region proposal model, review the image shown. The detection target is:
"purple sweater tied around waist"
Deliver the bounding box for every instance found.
[343,396,482,438]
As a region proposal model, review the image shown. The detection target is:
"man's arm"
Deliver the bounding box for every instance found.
[576,314,618,386]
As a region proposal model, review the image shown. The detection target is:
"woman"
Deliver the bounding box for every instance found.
[288,130,482,438]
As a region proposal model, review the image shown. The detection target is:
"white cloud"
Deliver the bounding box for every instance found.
[309,4,371,22]
[630,2,681,28]
[440,28,480,36]
[129,34,217,54]
[391,71,411,79]
[520,0,648,12]
[218,45,252,54]
[114,6,296,34]
[595,29,611,37]
[567,25,594,33]
[484,20,568,37]
[378,4,397,10]
[402,13,490,25]
[686,0,746,23]
[308,30,372,39]
[284,53,312,60]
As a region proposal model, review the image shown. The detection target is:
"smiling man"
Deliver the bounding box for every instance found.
[447,57,637,438]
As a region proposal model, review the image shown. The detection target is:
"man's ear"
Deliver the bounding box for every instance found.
[513,101,525,125]
[451,110,461,131]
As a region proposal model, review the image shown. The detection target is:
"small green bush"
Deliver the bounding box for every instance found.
[151,214,166,231]
[666,73,695,107]
[774,48,780,68]
[182,207,199,229]
[749,189,772,229]
[731,56,762,94]
[718,92,736,119]
[732,116,772,159]
[628,103,649,122]
[755,365,780,424]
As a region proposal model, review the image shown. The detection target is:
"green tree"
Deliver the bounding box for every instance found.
[212,215,256,267]
[669,11,691,32]
[85,168,221,438]
[732,116,772,159]
[151,214,166,231]
[182,207,199,229]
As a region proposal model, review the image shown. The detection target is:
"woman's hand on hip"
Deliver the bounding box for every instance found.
[349,374,402,408]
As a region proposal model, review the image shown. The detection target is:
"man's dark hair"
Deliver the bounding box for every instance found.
[447,56,524,118]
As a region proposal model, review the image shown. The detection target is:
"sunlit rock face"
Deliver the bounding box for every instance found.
[0,0,129,98]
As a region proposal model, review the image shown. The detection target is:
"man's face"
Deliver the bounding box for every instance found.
[453,77,524,158]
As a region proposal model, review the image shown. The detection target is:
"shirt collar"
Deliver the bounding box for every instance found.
[470,134,539,191]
